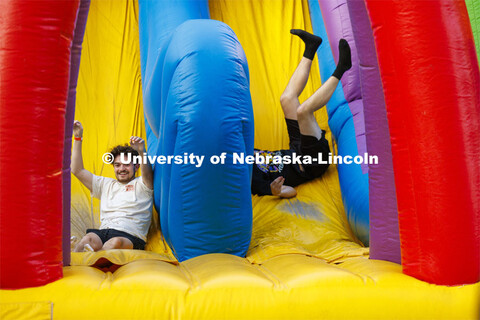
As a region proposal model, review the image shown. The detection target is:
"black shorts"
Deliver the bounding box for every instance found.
[285,118,330,178]
[86,228,146,250]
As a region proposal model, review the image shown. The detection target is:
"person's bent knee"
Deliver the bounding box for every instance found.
[296,104,312,120]
[86,233,103,248]
[103,237,133,250]
[280,93,296,109]
[102,237,122,249]
[75,233,102,252]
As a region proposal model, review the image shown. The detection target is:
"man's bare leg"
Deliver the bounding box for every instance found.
[102,237,134,250]
[297,39,352,139]
[74,232,103,252]
[280,58,312,120]
[297,76,340,139]
[280,30,322,120]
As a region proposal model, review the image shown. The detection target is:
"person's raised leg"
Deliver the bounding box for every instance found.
[280,30,322,120]
[102,237,134,250]
[74,232,103,252]
[297,39,352,139]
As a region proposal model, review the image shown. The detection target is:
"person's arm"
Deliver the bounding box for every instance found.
[71,120,93,192]
[270,176,297,198]
[130,136,153,190]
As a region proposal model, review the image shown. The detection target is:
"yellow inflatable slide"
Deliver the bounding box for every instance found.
[1,1,478,319]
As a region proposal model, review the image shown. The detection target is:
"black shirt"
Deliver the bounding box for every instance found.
[251,149,314,196]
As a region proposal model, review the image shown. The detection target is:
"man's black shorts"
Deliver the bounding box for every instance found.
[86,228,146,250]
[285,118,330,178]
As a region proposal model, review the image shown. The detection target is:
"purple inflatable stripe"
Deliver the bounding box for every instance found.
[62,0,90,266]
[318,0,367,173]
[349,99,366,158]
[346,0,400,263]
[318,0,360,102]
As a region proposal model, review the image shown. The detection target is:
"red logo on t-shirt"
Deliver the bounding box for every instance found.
[125,185,134,192]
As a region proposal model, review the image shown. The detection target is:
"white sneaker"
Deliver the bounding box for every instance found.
[70,236,78,251]
[83,243,94,252]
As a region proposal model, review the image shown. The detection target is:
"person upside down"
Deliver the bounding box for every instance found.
[251,29,351,198]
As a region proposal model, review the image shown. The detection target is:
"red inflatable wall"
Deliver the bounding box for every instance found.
[365,0,480,285]
[0,0,79,289]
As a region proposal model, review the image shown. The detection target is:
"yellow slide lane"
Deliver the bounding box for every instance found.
[2,2,478,320]
[210,0,366,263]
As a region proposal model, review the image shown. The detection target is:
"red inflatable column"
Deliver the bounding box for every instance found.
[0,0,80,289]
[365,0,480,285]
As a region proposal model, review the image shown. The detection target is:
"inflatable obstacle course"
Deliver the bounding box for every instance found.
[1,0,479,319]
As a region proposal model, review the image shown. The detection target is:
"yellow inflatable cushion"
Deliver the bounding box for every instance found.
[1,254,478,320]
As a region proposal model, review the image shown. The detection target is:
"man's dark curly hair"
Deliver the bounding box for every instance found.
[109,144,139,164]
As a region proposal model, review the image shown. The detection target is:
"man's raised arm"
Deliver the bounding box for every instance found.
[130,136,153,190]
[71,120,93,191]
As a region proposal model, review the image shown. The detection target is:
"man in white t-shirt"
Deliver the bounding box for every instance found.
[71,120,154,252]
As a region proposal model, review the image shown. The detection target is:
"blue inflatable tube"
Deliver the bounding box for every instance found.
[139,2,254,261]
[308,0,370,245]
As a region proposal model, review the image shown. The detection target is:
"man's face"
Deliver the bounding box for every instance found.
[113,156,137,183]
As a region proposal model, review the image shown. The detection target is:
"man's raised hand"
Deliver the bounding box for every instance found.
[73,120,83,138]
[130,136,153,189]
[130,136,145,153]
